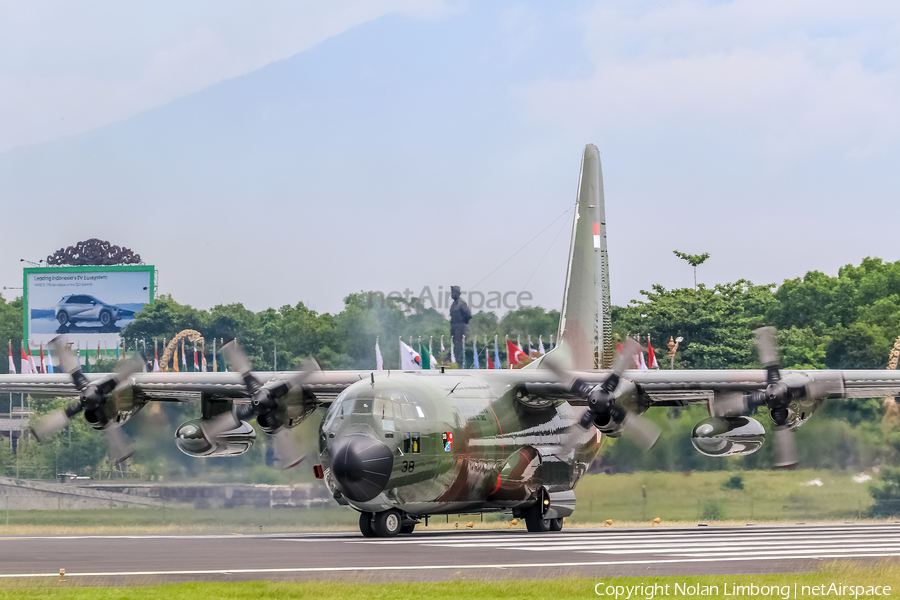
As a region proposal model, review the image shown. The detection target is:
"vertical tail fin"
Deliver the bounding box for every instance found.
[554,144,612,370]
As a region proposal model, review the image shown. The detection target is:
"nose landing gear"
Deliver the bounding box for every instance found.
[358,509,417,537]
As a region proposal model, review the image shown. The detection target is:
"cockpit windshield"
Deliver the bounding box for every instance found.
[322,387,427,430]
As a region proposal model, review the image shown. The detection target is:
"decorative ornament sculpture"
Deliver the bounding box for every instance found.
[46,239,142,266]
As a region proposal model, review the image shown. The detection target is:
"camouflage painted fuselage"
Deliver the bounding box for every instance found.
[318,372,602,516]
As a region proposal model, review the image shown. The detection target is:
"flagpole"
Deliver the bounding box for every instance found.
[212,337,217,373]
[462,335,466,369]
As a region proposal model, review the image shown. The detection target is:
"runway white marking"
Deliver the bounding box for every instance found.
[341,526,900,561]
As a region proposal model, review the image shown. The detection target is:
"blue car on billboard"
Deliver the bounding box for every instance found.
[55,294,122,327]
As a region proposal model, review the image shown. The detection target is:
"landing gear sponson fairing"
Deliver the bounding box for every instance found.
[6,145,900,537]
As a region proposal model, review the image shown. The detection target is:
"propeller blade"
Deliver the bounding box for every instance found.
[50,336,88,391]
[200,410,242,441]
[281,358,320,393]
[30,409,71,442]
[772,426,798,469]
[50,336,80,374]
[106,425,134,465]
[553,415,593,457]
[221,340,253,376]
[754,327,779,368]
[620,412,662,451]
[611,338,641,377]
[96,354,145,396]
[272,428,305,470]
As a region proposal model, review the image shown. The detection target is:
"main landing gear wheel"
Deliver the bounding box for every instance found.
[524,503,554,533]
[359,512,376,537]
[549,517,564,531]
[371,509,402,537]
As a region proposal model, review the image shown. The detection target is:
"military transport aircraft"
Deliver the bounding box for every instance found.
[4,144,900,538]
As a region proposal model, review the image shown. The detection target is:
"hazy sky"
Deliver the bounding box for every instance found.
[2,1,899,315]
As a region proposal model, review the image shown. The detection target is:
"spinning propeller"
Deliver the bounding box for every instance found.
[716,327,844,468]
[30,336,142,464]
[202,340,314,469]
[545,338,661,452]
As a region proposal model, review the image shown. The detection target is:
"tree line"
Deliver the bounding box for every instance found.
[2,256,900,488]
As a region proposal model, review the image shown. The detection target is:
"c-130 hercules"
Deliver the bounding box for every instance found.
[6,144,900,538]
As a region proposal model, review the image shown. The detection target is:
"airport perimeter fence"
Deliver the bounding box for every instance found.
[567,489,880,524]
[0,494,360,530]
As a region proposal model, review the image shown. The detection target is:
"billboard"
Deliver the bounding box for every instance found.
[24,266,155,347]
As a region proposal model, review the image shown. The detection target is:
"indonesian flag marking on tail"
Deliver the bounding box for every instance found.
[593,222,601,249]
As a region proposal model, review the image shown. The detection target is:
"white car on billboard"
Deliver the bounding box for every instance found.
[55,294,123,327]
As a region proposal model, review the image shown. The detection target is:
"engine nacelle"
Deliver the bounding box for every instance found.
[175,419,256,458]
[691,416,765,457]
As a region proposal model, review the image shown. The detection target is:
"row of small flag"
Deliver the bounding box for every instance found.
[375,334,554,370]
[619,338,660,370]
[374,335,664,370]
[6,339,229,375]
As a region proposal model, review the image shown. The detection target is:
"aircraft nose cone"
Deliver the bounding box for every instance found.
[331,434,394,502]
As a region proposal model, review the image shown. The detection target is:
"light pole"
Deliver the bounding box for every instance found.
[667,336,683,369]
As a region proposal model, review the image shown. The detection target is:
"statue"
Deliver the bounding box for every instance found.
[449,285,471,367]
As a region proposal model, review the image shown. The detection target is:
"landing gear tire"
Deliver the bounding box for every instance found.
[400,522,416,535]
[359,512,376,537]
[524,504,552,533]
[371,509,402,537]
[549,517,564,531]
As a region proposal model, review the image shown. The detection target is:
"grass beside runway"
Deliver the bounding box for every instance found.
[0,562,897,599]
[0,469,879,534]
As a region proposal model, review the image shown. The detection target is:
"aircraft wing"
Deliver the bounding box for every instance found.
[4,367,900,407]
[0,371,368,404]
[507,368,900,406]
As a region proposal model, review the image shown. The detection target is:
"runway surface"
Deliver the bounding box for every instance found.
[1,523,900,584]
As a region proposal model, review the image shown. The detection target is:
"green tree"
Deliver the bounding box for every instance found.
[673,250,710,289]
[613,281,775,369]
